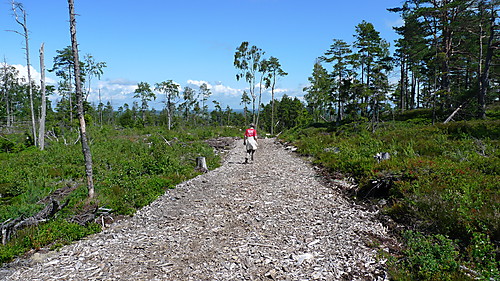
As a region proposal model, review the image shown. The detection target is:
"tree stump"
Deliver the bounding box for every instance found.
[196,157,208,173]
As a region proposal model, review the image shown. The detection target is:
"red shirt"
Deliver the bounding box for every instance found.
[245,128,257,138]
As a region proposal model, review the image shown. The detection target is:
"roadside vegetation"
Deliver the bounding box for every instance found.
[280,107,499,280]
[2,0,498,278]
[0,125,240,265]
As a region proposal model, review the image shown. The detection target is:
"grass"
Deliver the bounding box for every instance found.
[281,118,499,280]
[0,125,241,265]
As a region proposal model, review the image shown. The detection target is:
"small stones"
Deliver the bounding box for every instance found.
[1,138,392,281]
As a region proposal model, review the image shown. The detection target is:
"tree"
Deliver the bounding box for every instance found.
[255,58,269,128]
[240,90,251,126]
[0,63,20,127]
[234,41,264,123]
[304,60,331,122]
[38,43,47,150]
[180,86,197,122]
[211,100,222,125]
[10,1,36,146]
[50,46,77,124]
[477,0,498,119]
[264,57,287,134]
[388,0,499,122]
[275,95,309,131]
[353,21,392,124]
[82,54,106,101]
[225,105,232,125]
[67,0,95,198]
[321,39,352,123]
[155,80,180,130]
[133,82,155,124]
[199,83,211,119]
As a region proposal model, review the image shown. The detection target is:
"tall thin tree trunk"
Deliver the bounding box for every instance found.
[38,43,47,150]
[98,88,103,126]
[271,76,276,135]
[12,1,37,146]
[478,5,495,119]
[68,0,95,199]
[411,70,416,109]
[399,55,406,111]
[69,70,73,124]
[2,59,11,127]
[25,34,36,147]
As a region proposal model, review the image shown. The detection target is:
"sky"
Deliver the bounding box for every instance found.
[1,0,404,110]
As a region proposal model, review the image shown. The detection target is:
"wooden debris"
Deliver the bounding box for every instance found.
[1,199,69,245]
[1,138,394,280]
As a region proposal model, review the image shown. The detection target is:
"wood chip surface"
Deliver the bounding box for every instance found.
[1,138,391,280]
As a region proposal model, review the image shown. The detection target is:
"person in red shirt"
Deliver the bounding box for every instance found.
[243,123,258,164]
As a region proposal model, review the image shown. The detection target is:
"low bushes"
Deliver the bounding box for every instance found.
[0,125,239,265]
[281,119,499,280]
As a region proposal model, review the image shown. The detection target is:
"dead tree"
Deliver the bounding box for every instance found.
[68,0,95,198]
[10,1,37,147]
[38,43,47,150]
[1,200,69,245]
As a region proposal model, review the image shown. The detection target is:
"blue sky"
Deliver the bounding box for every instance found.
[1,0,404,110]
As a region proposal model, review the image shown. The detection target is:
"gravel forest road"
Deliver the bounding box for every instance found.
[1,138,391,280]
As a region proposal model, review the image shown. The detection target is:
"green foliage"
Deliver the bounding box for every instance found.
[466,232,500,280]
[280,119,499,279]
[390,231,466,281]
[438,120,500,139]
[0,133,30,153]
[0,220,100,264]
[0,125,231,265]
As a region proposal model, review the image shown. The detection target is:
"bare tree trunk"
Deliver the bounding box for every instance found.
[98,89,103,126]
[271,79,276,135]
[444,100,469,124]
[38,43,47,150]
[399,55,406,111]
[68,0,95,199]
[11,1,37,146]
[1,59,11,127]
[478,4,496,119]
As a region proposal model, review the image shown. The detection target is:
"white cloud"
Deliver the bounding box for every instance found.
[186,79,209,88]
[51,77,303,110]
[3,63,56,85]
[63,79,140,108]
[386,18,404,29]
[187,80,242,97]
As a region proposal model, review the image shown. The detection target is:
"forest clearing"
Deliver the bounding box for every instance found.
[1,0,498,280]
[1,138,393,280]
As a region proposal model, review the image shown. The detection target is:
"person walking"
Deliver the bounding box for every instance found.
[243,123,258,164]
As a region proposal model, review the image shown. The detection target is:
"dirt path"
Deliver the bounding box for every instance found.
[1,138,390,280]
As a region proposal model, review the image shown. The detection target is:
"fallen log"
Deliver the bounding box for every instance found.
[1,199,69,245]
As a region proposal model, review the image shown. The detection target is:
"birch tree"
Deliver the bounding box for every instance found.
[133,82,155,124]
[234,42,264,123]
[199,83,211,119]
[264,57,287,134]
[155,80,180,130]
[82,54,106,102]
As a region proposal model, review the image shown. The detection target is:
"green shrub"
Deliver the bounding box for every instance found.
[466,232,500,280]
[0,125,230,265]
[280,119,500,279]
[390,231,468,281]
[438,120,500,139]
